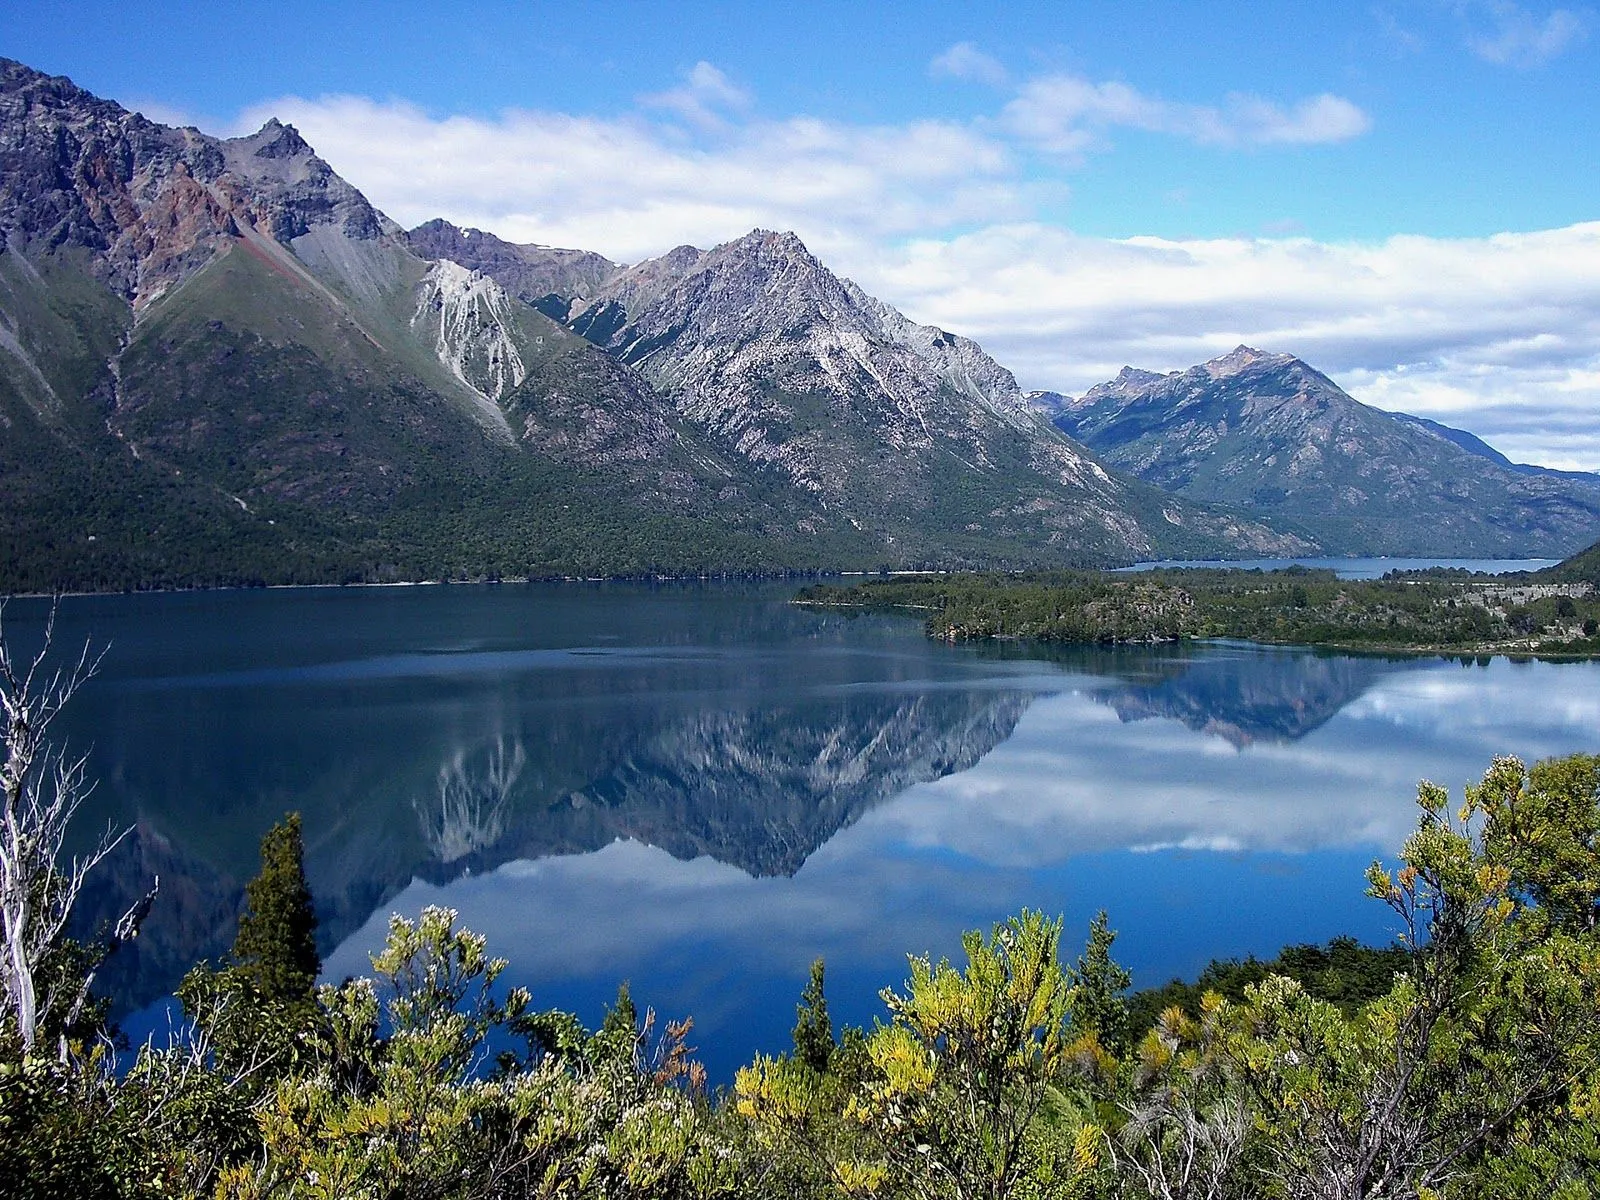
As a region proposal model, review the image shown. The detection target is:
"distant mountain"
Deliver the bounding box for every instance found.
[1387,411,1600,483]
[1051,346,1600,557]
[0,58,1305,590]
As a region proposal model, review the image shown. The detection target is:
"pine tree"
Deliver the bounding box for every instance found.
[233,812,319,1007]
[1072,910,1131,1051]
[792,956,834,1072]
[593,980,640,1066]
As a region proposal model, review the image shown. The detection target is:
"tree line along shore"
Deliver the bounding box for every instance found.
[794,558,1600,656]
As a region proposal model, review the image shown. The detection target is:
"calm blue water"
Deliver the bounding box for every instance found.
[1119,556,1560,579]
[9,582,1599,1080]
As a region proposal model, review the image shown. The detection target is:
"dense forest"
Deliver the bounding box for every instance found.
[795,564,1600,656]
[3,615,1600,1197]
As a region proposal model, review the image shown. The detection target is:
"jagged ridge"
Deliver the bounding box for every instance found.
[1055,346,1600,557]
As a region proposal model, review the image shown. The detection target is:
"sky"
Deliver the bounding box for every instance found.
[10,1,1600,466]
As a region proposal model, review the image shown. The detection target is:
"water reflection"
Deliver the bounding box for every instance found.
[326,652,1600,1079]
[419,737,526,864]
[6,584,1593,1078]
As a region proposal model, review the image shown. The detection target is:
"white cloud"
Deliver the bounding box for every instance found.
[235,93,1018,264]
[1461,2,1589,65]
[846,222,1600,469]
[640,61,751,130]
[225,64,1600,468]
[1001,75,1371,154]
[929,42,1010,87]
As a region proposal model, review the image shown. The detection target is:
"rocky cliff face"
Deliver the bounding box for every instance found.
[0,59,392,311]
[412,258,529,401]
[404,218,618,318]
[1057,347,1600,557]
[561,230,1305,562]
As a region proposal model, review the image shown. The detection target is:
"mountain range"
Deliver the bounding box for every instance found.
[0,58,1309,591]
[1041,346,1600,557]
[1,57,1594,589]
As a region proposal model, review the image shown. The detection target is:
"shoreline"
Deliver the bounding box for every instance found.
[796,596,1600,660]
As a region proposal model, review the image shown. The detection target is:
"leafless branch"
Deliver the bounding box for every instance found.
[0,599,146,1056]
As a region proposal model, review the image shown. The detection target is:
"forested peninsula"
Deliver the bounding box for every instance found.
[794,546,1600,656]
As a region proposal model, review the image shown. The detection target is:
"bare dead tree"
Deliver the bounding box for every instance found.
[0,600,155,1056]
[1113,1089,1251,1200]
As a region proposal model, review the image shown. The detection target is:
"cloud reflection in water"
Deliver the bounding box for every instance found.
[327,651,1600,1080]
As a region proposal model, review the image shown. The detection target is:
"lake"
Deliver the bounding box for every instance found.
[10,578,1600,1081]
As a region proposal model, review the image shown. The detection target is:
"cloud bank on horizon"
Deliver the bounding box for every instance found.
[207,28,1600,469]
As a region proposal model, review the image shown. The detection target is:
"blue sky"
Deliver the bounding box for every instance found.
[10,1,1600,464]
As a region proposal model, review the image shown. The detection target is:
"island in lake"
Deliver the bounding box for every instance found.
[795,539,1600,656]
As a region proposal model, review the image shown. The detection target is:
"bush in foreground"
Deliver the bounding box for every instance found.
[3,754,1600,1198]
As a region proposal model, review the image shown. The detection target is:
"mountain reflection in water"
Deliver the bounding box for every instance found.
[11,584,1595,1078]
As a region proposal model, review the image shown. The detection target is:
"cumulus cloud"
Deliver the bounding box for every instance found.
[848,222,1600,469]
[1001,75,1371,154]
[1460,2,1589,65]
[929,42,1010,87]
[226,62,1599,468]
[234,93,1019,263]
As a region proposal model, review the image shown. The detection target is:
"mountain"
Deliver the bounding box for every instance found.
[1540,535,1600,585]
[0,58,1302,590]
[1387,411,1600,483]
[1050,346,1600,557]
[555,230,1308,564]
[0,58,844,589]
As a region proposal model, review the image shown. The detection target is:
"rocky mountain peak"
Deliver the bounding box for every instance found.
[1116,365,1170,386]
[244,117,312,159]
[0,56,108,110]
[570,225,1041,431]
[1203,344,1290,378]
[0,62,395,306]
[1074,366,1172,409]
[655,244,705,272]
[1057,346,1600,556]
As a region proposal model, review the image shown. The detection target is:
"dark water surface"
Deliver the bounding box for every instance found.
[10,581,1600,1080]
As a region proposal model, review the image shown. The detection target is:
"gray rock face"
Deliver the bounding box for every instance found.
[560,229,1297,561]
[1058,346,1600,557]
[404,218,619,316]
[0,59,391,309]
